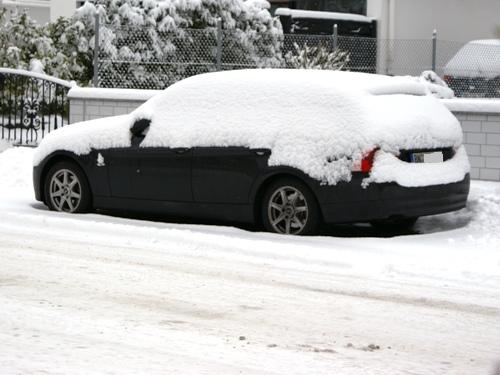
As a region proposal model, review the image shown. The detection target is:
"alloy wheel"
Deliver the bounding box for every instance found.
[268,186,309,235]
[49,169,82,213]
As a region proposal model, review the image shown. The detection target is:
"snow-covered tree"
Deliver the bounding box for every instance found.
[0,9,53,73]
[284,42,350,70]
[70,0,283,88]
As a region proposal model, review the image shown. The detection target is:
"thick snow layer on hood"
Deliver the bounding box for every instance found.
[33,115,131,166]
[444,40,500,79]
[34,70,464,185]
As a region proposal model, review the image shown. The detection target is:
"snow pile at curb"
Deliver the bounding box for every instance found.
[0,139,12,153]
[0,147,34,191]
[35,70,465,186]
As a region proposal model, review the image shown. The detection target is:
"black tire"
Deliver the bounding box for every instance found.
[261,177,320,235]
[44,161,92,213]
[370,217,418,232]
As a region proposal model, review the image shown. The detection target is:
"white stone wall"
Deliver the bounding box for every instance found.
[456,112,500,181]
[69,98,143,124]
[68,95,500,182]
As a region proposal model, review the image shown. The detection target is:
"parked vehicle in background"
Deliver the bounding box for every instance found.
[33,70,470,235]
[444,39,500,98]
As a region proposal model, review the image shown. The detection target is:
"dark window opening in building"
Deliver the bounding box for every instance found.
[270,0,367,15]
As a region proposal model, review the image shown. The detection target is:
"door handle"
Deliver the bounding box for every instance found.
[253,149,270,156]
[174,148,190,154]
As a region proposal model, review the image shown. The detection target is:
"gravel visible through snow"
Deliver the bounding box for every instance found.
[0,146,499,375]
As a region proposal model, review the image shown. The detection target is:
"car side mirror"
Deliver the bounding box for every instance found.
[130,119,150,137]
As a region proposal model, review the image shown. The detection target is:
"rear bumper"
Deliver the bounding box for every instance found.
[319,174,470,224]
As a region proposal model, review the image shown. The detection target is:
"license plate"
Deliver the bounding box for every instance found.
[410,151,443,163]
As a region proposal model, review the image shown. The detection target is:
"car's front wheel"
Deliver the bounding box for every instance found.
[44,161,91,213]
[261,178,319,235]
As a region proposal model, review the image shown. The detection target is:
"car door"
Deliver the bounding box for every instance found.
[101,147,136,199]
[131,147,193,202]
[192,147,266,204]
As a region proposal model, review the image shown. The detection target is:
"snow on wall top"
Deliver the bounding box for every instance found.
[35,69,464,185]
[444,39,500,79]
[275,8,373,23]
[442,98,500,114]
[68,87,162,101]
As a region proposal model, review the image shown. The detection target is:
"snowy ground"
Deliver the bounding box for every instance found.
[1,145,500,375]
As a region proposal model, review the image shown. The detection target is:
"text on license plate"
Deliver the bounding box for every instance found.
[410,151,444,163]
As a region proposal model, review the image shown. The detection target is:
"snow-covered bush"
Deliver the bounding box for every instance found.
[0,9,49,73]
[0,8,91,82]
[284,42,350,70]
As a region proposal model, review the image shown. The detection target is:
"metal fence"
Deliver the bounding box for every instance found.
[95,22,500,98]
[0,68,71,145]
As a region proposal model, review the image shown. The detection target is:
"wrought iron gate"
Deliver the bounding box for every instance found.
[0,68,73,145]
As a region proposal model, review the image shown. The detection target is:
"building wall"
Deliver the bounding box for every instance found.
[50,0,76,21]
[1,0,76,23]
[367,0,500,75]
[368,0,500,42]
[1,1,51,24]
[68,92,500,182]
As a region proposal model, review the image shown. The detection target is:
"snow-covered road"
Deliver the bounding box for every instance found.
[1,146,500,375]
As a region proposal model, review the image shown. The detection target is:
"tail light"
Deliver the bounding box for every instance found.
[351,149,377,173]
[443,75,453,84]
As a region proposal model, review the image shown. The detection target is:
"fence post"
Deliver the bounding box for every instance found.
[432,29,437,72]
[332,23,338,51]
[93,11,100,87]
[216,18,222,71]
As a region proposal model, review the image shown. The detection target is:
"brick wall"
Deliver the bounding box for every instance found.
[456,112,500,181]
[69,98,145,124]
[68,88,500,182]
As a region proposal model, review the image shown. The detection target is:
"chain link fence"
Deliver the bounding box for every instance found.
[96,23,500,98]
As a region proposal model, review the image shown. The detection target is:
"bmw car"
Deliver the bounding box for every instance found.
[33,70,470,235]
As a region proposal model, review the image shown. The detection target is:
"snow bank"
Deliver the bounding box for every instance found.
[0,140,12,153]
[35,70,466,186]
[0,146,34,191]
[444,39,500,79]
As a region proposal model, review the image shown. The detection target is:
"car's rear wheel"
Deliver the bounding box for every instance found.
[370,217,418,232]
[261,178,319,235]
[44,161,91,213]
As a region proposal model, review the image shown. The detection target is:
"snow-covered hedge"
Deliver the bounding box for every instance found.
[35,70,469,187]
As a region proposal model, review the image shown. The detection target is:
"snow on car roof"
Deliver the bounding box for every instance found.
[444,39,500,79]
[35,69,464,186]
[275,8,373,23]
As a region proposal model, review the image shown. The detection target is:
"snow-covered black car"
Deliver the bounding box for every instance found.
[33,70,470,235]
[444,39,500,98]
